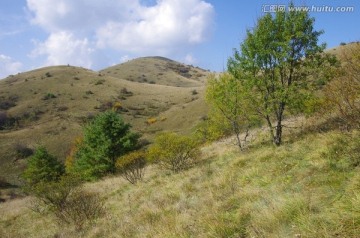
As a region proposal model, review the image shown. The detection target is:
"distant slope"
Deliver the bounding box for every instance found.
[100,56,209,87]
[0,60,210,183]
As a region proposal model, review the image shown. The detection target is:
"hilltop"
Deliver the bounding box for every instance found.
[0,57,210,184]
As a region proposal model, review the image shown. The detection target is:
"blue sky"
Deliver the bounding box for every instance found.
[0,0,359,78]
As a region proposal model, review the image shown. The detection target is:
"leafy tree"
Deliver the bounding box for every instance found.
[206,73,257,150]
[228,6,336,145]
[193,111,232,143]
[147,132,200,172]
[72,111,140,180]
[22,147,65,185]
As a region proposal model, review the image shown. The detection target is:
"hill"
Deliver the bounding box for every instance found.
[0,58,210,184]
[100,56,208,87]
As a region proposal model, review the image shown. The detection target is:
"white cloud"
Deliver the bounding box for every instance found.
[26,0,214,68]
[184,53,197,65]
[30,31,96,68]
[26,0,140,32]
[0,54,23,79]
[96,0,214,54]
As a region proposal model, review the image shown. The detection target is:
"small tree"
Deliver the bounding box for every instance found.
[206,73,256,150]
[147,132,200,172]
[72,111,140,180]
[116,151,146,184]
[22,147,64,186]
[228,6,335,145]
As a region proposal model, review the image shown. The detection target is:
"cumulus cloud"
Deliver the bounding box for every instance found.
[30,31,96,68]
[26,0,214,68]
[184,53,197,65]
[96,0,214,54]
[0,54,22,79]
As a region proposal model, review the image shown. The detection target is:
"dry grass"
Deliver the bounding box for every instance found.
[1,128,359,237]
[0,58,209,184]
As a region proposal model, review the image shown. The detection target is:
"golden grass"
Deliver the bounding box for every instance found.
[1,129,359,237]
[0,58,209,183]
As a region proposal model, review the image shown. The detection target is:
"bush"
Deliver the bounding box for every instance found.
[146,117,157,125]
[22,147,65,185]
[0,95,18,110]
[0,111,8,129]
[28,175,104,230]
[116,151,146,184]
[14,143,33,160]
[147,132,200,172]
[42,93,56,100]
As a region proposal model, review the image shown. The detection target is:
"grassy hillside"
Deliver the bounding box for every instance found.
[1,124,359,237]
[0,58,209,184]
[100,56,208,87]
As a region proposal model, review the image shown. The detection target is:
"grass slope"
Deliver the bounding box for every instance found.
[100,56,209,87]
[0,59,209,184]
[1,128,359,237]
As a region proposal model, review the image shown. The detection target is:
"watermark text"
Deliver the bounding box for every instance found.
[262,4,355,13]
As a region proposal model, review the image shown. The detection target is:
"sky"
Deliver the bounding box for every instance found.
[0,0,359,78]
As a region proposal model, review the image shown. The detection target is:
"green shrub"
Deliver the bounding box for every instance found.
[22,147,65,185]
[116,151,146,184]
[147,132,200,172]
[42,93,56,100]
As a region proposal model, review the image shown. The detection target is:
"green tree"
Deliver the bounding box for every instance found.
[206,73,257,150]
[147,132,200,172]
[72,111,140,180]
[22,147,65,185]
[228,6,335,145]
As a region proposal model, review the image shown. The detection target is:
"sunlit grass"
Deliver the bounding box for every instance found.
[1,130,359,237]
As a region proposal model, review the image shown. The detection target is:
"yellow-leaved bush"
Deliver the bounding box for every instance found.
[147,132,200,172]
[116,150,146,184]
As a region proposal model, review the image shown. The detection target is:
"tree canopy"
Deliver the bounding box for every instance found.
[71,111,140,180]
[228,7,335,145]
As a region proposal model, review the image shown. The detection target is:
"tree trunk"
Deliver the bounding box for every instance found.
[265,115,276,144]
[232,122,243,150]
[274,120,282,146]
[274,102,285,146]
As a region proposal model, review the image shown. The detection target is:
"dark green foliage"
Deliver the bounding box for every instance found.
[228,5,335,145]
[22,147,65,185]
[72,111,140,180]
[42,93,56,100]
